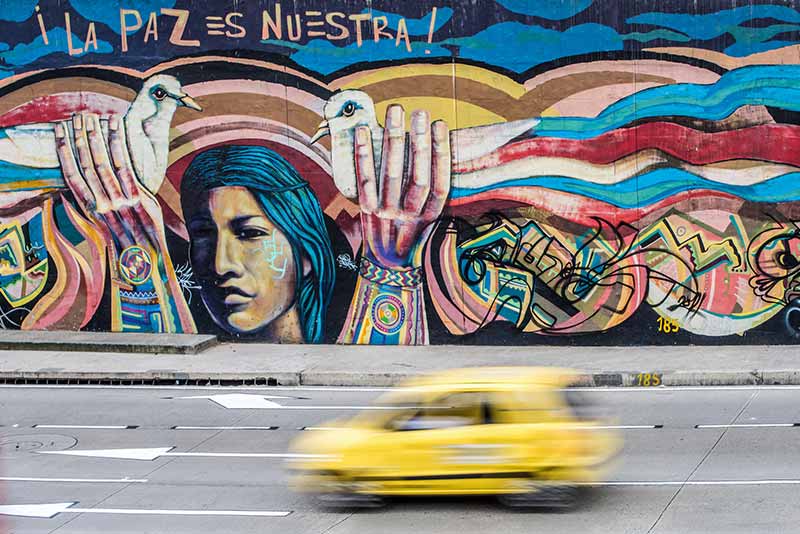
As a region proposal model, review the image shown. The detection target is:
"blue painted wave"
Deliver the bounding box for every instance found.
[452,168,800,208]
[495,0,593,20]
[627,6,800,41]
[535,65,800,139]
[0,27,113,67]
[0,159,62,190]
[70,0,176,34]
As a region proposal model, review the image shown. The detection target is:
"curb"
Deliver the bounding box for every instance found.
[0,369,798,387]
[0,333,218,355]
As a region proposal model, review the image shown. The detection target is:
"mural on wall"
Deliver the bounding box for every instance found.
[2,0,800,344]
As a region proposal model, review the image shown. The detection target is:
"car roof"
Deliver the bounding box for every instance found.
[402,367,580,391]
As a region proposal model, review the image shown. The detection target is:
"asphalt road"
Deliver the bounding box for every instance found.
[1,384,800,533]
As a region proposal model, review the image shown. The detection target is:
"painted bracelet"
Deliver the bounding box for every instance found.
[358,257,423,288]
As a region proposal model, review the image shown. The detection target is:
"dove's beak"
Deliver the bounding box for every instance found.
[178,94,203,111]
[310,121,330,144]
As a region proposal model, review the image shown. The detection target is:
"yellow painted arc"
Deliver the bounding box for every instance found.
[373,97,506,130]
[336,63,528,99]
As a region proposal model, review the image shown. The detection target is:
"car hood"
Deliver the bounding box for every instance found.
[290,425,378,459]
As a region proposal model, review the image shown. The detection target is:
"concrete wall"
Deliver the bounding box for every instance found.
[1,0,800,345]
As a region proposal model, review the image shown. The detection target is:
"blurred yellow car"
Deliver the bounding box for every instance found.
[288,367,621,508]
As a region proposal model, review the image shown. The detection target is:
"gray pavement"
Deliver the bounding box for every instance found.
[2,341,800,386]
[1,384,800,532]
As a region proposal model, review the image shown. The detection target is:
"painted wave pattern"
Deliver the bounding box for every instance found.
[457,65,800,208]
[452,169,800,208]
[534,65,800,139]
[0,159,61,190]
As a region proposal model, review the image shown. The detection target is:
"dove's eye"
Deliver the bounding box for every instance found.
[152,87,168,101]
[342,102,357,117]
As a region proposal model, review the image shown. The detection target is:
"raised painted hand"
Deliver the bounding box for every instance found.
[54,113,166,254]
[354,104,451,268]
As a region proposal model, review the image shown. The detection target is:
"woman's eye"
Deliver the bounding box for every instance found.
[237,228,269,240]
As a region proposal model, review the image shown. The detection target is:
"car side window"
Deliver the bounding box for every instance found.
[393,393,488,431]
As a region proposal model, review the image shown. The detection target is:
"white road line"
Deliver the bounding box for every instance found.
[585,480,800,486]
[166,452,321,459]
[570,386,800,392]
[69,508,291,516]
[581,425,662,429]
[171,426,278,430]
[695,423,799,428]
[0,385,393,392]
[0,502,291,519]
[33,425,137,430]
[27,423,795,432]
[0,477,147,483]
[274,405,400,410]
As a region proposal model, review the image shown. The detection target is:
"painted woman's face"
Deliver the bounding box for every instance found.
[185,186,297,335]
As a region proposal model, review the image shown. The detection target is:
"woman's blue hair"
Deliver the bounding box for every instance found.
[180,145,335,343]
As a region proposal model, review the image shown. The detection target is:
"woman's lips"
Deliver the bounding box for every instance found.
[219,286,254,307]
[223,292,253,306]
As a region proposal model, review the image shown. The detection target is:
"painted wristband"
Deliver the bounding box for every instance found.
[358,257,423,288]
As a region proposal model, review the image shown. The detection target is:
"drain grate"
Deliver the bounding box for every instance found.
[0,377,282,387]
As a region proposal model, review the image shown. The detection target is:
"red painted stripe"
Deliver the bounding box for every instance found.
[454,123,800,173]
[448,187,742,226]
[0,94,128,127]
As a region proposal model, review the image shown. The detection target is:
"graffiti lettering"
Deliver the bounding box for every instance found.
[262,233,288,280]
[657,317,680,334]
[636,373,662,386]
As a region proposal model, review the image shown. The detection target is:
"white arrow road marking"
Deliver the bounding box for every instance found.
[177,394,289,409]
[0,503,76,518]
[0,477,147,483]
[38,447,174,461]
[0,502,291,519]
[37,447,328,461]
[176,393,398,410]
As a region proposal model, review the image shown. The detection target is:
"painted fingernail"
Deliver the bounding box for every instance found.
[387,105,403,125]
[433,120,449,139]
[109,116,119,131]
[356,126,369,145]
[73,114,82,129]
[412,112,429,135]
[85,116,95,132]
[54,123,64,137]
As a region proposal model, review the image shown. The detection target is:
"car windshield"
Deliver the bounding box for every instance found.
[348,389,492,430]
[346,390,426,428]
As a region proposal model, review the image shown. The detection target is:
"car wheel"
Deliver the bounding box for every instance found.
[315,492,386,509]
[498,484,578,509]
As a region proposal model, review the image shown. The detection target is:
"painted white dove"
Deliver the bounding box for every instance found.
[0,74,201,195]
[310,89,540,199]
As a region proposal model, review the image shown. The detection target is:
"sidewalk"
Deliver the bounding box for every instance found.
[0,331,216,354]
[1,333,799,386]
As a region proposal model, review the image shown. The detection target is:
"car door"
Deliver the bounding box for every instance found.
[370,391,522,494]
